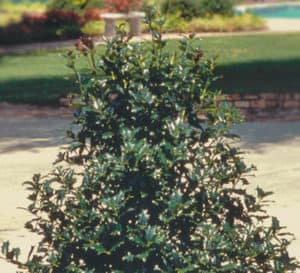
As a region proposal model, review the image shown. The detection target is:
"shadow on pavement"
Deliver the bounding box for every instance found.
[0,119,70,153]
[233,121,300,151]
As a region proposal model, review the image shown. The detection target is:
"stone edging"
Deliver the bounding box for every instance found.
[0,92,299,121]
[61,92,300,121]
[226,92,300,121]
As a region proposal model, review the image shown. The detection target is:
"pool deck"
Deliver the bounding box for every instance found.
[236,2,300,32]
[236,1,300,12]
[267,18,300,31]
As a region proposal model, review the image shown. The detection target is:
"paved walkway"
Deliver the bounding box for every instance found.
[0,118,300,271]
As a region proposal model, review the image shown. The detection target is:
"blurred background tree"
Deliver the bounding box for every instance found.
[160,0,236,20]
[48,0,105,12]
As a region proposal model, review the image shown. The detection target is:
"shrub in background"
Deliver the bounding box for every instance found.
[199,0,235,16]
[161,0,236,20]
[48,0,106,12]
[84,7,109,21]
[162,13,188,33]
[43,9,84,27]
[187,13,265,33]
[0,9,83,45]
[81,20,105,35]
[2,8,299,273]
[160,0,203,20]
[48,0,142,13]
[0,1,46,27]
[161,13,265,33]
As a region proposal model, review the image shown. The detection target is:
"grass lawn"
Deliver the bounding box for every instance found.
[0,49,93,104]
[200,33,300,95]
[1,32,300,105]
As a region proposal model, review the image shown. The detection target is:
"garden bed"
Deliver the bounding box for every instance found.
[0,0,266,45]
[0,9,84,46]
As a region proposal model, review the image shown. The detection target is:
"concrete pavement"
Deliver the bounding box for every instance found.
[0,118,299,271]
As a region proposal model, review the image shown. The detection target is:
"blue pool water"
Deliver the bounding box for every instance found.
[247,4,300,19]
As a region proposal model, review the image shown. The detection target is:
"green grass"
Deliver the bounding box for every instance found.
[0,49,96,104]
[199,33,300,94]
[1,32,300,104]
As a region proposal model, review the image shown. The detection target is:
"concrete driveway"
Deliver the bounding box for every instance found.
[0,118,299,271]
[233,121,300,261]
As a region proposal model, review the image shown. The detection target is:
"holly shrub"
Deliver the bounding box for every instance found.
[3,8,299,273]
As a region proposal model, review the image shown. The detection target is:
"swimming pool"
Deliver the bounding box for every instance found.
[244,3,300,19]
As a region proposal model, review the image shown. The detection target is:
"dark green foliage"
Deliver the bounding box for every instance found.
[5,9,299,273]
[199,0,235,16]
[48,0,105,11]
[161,0,235,20]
